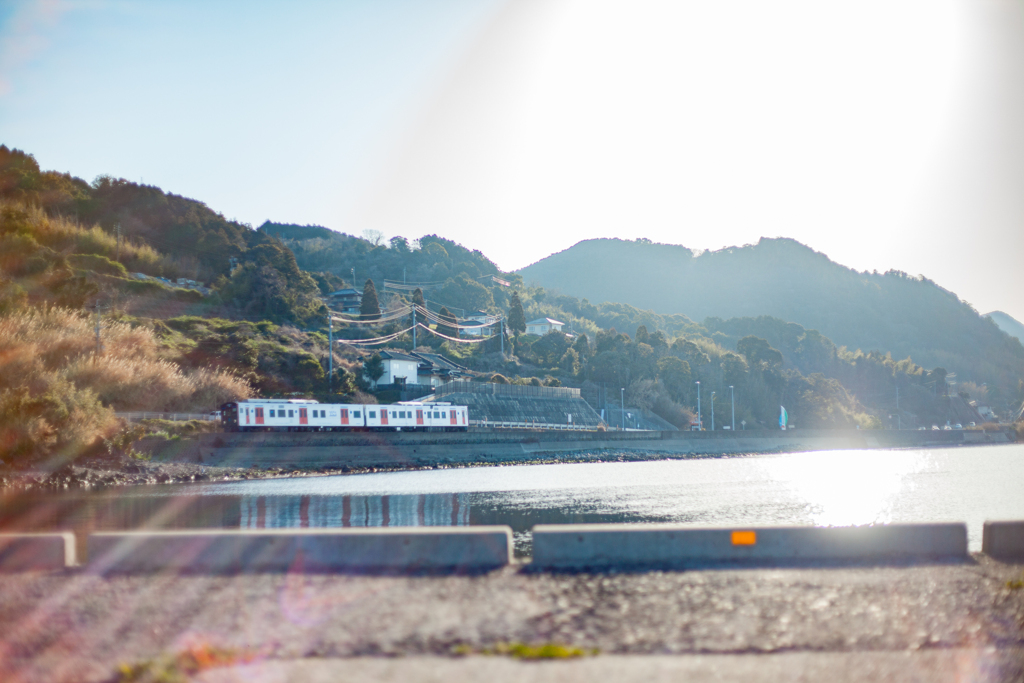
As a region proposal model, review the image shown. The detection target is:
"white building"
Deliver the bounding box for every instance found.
[371,351,421,388]
[526,317,564,336]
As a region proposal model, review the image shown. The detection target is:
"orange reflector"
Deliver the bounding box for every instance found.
[731,530,757,546]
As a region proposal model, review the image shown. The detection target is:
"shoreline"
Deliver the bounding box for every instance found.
[1,438,1016,494]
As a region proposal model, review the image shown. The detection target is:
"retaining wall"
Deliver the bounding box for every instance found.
[2,522,1021,572]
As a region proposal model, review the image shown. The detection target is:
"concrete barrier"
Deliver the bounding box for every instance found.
[531,523,968,568]
[982,521,1024,559]
[0,533,76,570]
[88,526,513,573]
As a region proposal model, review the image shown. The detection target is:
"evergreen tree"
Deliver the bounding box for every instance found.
[635,324,650,345]
[572,333,591,363]
[362,352,385,387]
[360,278,380,320]
[508,291,526,334]
[437,306,459,339]
[408,287,425,327]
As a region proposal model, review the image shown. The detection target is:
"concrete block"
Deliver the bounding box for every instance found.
[88,526,513,573]
[0,533,76,570]
[982,521,1024,559]
[531,523,968,568]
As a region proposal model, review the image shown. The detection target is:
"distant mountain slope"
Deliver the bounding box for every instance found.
[519,237,1024,397]
[985,311,1024,344]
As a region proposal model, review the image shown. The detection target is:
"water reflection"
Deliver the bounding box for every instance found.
[238,494,470,529]
[2,445,1023,554]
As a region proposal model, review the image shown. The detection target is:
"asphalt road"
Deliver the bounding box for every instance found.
[1,556,1023,682]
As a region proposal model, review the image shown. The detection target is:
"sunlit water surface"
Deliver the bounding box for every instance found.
[3,445,1023,554]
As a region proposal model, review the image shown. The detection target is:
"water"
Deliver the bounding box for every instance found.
[3,445,1023,555]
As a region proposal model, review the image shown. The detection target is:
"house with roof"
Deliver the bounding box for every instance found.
[366,350,471,389]
[327,288,362,315]
[410,351,471,386]
[526,317,564,336]
[459,312,500,337]
[371,351,421,388]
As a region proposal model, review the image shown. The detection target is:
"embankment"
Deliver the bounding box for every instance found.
[142,428,1014,470]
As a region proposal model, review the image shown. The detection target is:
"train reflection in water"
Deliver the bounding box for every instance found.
[239,493,470,529]
[0,491,473,535]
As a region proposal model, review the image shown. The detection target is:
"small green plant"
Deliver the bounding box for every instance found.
[453,642,597,660]
[117,643,253,682]
[1007,572,1024,590]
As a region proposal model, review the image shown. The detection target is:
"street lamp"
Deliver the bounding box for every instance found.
[711,391,715,431]
[695,381,701,431]
[729,385,735,431]
[620,387,625,431]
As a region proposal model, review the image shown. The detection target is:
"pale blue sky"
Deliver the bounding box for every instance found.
[0,0,503,223]
[2,0,1023,322]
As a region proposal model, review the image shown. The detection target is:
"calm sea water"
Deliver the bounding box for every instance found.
[3,444,1023,555]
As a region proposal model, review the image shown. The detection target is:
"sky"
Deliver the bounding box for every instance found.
[2,0,1023,322]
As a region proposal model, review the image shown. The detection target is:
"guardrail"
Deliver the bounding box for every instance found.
[470,419,598,432]
[116,412,219,422]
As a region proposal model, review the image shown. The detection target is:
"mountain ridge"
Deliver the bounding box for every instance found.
[518,237,1024,402]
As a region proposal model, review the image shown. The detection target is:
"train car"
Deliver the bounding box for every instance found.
[220,399,468,432]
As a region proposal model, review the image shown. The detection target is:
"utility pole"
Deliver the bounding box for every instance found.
[711,391,716,431]
[729,385,735,431]
[412,306,417,349]
[403,268,407,284]
[500,318,504,356]
[620,388,625,431]
[327,309,333,393]
[351,267,355,287]
[696,381,701,430]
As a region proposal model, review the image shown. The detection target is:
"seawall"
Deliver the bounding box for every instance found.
[141,428,1014,470]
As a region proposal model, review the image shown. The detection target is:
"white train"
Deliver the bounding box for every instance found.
[220,398,469,432]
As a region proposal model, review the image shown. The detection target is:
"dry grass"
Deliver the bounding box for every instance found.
[0,307,251,462]
[1,200,163,273]
[0,307,251,411]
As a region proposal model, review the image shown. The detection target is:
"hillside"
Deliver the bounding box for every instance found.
[986,311,1024,344]
[519,238,1024,403]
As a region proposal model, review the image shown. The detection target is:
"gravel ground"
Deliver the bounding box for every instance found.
[1,557,1022,682]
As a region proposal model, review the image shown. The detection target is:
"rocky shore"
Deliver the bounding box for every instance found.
[0,449,734,493]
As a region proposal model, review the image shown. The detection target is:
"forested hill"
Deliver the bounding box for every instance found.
[518,237,1024,399]
[986,311,1024,344]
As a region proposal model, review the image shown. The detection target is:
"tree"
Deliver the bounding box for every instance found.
[572,333,591,363]
[657,356,692,402]
[436,306,459,339]
[408,287,426,327]
[508,292,526,334]
[737,335,783,370]
[360,279,380,320]
[362,353,384,387]
[532,330,571,366]
[635,324,650,345]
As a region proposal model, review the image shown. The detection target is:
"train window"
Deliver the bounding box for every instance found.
[288,410,294,417]
[269,410,276,417]
[353,411,361,418]
[369,411,376,418]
